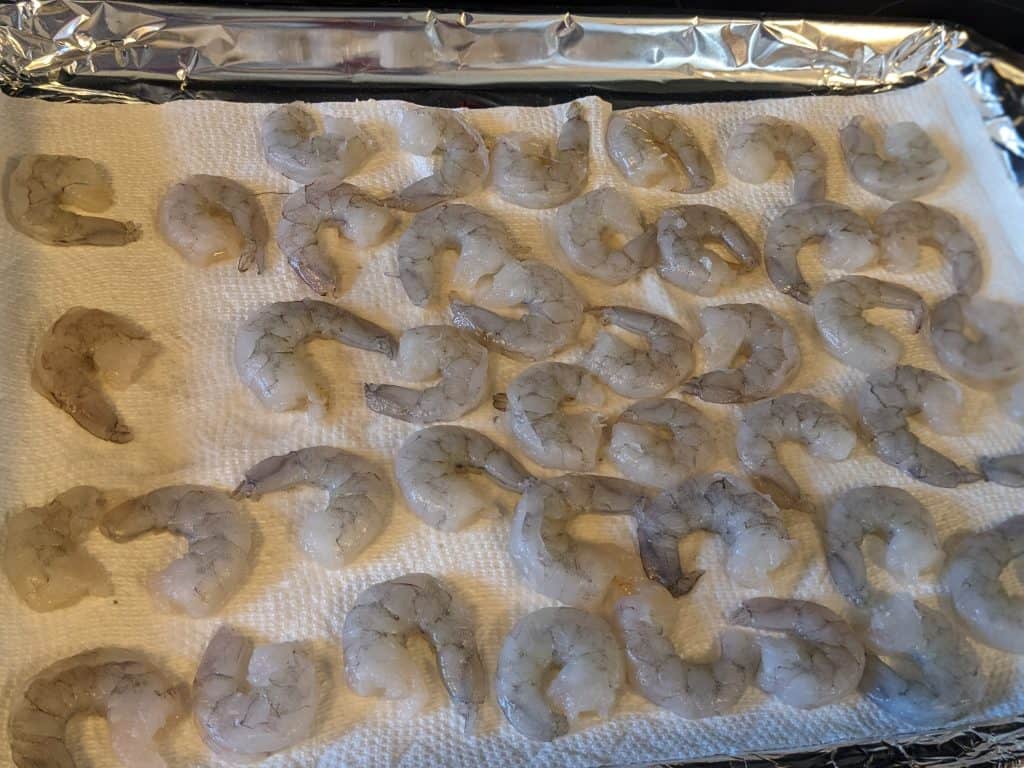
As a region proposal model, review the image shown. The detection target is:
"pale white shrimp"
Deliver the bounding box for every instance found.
[261,102,374,183]
[495,606,624,741]
[725,117,826,202]
[614,582,758,718]
[637,473,794,596]
[100,486,252,618]
[365,325,488,423]
[234,299,396,416]
[655,205,760,297]
[736,393,857,509]
[395,425,532,531]
[929,295,1024,385]
[392,107,488,211]
[858,365,982,487]
[681,303,800,404]
[194,625,317,761]
[31,307,159,443]
[609,398,716,488]
[10,649,186,768]
[509,474,648,608]
[492,101,589,209]
[502,362,605,471]
[812,276,926,372]
[606,109,714,192]
[450,259,584,360]
[277,176,397,296]
[342,573,485,731]
[764,201,878,303]
[875,202,982,294]
[824,486,942,607]
[158,174,269,272]
[233,447,392,569]
[839,116,949,201]
[861,594,983,724]
[981,453,1024,487]
[4,154,140,245]
[554,187,657,285]
[584,305,693,398]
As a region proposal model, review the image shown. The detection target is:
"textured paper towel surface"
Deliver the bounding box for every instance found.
[2,69,1024,768]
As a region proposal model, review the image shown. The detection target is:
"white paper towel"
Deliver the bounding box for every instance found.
[1,69,1024,768]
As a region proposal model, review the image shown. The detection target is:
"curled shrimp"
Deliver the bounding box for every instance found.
[342,573,485,731]
[655,205,760,297]
[395,425,531,531]
[839,116,949,201]
[365,325,489,423]
[234,299,396,415]
[858,365,982,487]
[929,295,1024,385]
[261,102,374,183]
[981,453,1024,487]
[637,473,794,596]
[31,307,159,443]
[725,117,826,202]
[234,447,392,568]
[100,486,252,618]
[4,154,140,245]
[606,109,714,192]
[495,606,624,741]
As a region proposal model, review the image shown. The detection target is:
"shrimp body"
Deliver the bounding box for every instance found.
[725,117,826,202]
[261,103,374,183]
[929,295,1024,385]
[981,454,1024,487]
[839,116,949,201]
[606,109,714,192]
[655,205,760,297]
[610,398,716,488]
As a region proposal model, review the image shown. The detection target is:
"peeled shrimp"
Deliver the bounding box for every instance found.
[31,307,159,443]
[342,573,485,731]
[261,102,374,183]
[234,299,396,415]
[9,649,185,768]
[681,303,800,404]
[495,606,624,741]
[5,154,140,245]
[839,116,949,201]
[929,295,1024,385]
[655,205,760,297]
[981,453,1024,487]
[736,393,857,509]
[395,425,532,531]
[100,486,252,618]
[234,447,392,568]
[609,398,716,488]
[606,109,714,192]
[637,473,794,596]
[194,625,317,761]
[858,365,982,487]
[725,117,826,202]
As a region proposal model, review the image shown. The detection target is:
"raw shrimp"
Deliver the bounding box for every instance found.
[681,303,800,404]
[764,201,878,304]
[392,107,488,211]
[342,573,485,731]
[614,582,757,718]
[234,299,396,415]
[637,473,794,596]
[495,606,624,741]
[100,486,252,618]
[929,295,1024,385]
[234,447,392,568]
[606,109,714,192]
[450,259,584,360]
[875,202,982,295]
[858,365,982,487]
[812,276,926,372]
[981,453,1024,487]
[555,187,657,285]
[501,362,605,471]
[839,116,949,201]
[609,398,716,488]
[261,102,374,183]
[365,325,488,423]
[655,205,760,297]
[194,625,317,760]
[584,306,693,398]
[736,393,857,509]
[277,176,397,296]
[395,425,531,531]
[730,598,865,708]
[492,101,589,208]
[31,307,159,443]
[509,474,648,608]
[824,486,942,607]
[943,515,1024,653]
[9,649,186,768]
[725,117,826,202]
[5,154,140,245]
[158,174,269,272]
